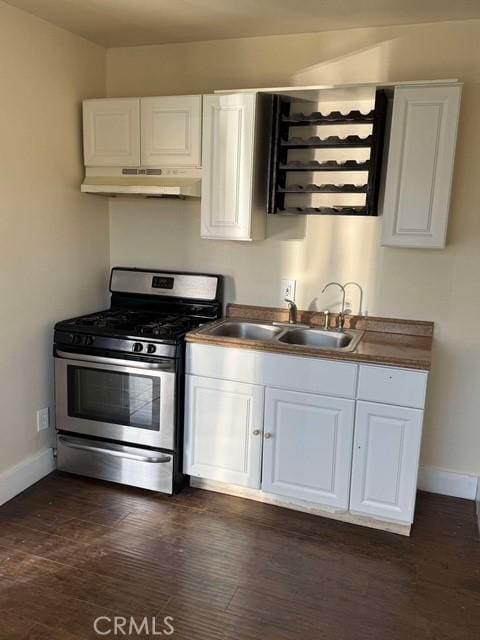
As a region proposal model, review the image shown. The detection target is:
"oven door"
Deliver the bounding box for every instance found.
[55,351,176,450]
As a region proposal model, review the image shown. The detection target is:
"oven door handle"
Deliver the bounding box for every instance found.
[55,350,174,371]
[58,436,172,464]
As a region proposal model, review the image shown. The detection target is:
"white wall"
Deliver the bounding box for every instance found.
[107,19,480,479]
[0,2,109,476]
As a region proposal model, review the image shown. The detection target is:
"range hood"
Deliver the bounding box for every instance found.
[81,167,201,198]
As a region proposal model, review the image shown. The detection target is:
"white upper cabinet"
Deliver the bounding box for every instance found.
[201,93,267,241]
[381,84,462,248]
[140,95,202,167]
[262,388,355,510]
[183,374,264,489]
[83,95,202,168]
[83,98,141,167]
[350,401,423,523]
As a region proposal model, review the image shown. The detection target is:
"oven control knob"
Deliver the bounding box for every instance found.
[72,334,82,345]
[147,344,156,354]
[85,336,94,346]
[132,342,143,353]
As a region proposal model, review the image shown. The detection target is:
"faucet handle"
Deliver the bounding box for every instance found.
[323,310,330,330]
[284,298,297,325]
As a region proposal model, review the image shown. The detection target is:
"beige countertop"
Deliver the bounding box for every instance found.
[186,304,434,371]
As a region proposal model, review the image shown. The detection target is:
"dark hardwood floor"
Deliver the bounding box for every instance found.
[0,472,479,639]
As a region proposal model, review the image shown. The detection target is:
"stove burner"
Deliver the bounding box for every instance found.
[76,310,138,329]
[135,316,196,338]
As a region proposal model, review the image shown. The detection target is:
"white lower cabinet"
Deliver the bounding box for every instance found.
[183,375,264,488]
[184,344,428,532]
[262,388,355,509]
[350,401,423,524]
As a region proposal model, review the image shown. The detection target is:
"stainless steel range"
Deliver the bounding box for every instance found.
[54,268,222,494]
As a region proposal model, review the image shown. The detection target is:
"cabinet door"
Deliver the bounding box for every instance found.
[201,93,257,240]
[83,98,140,167]
[350,401,423,523]
[381,84,462,248]
[262,388,355,509]
[183,375,264,488]
[141,95,202,167]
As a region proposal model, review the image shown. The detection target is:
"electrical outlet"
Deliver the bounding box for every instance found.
[36,407,50,432]
[280,279,296,302]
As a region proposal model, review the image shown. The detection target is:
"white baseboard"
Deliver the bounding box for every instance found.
[418,465,478,500]
[0,448,55,506]
[476,484,480,533]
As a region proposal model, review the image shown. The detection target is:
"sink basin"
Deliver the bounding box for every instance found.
[206,321,283,341]
[278,328,363,351]
[202,320,364,352]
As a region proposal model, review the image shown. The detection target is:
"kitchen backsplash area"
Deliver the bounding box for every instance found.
[109,195,450,323]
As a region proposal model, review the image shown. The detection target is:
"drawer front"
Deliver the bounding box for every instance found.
[261,351,357,398]
[57,435,174,494]
[187,343,357,398]
[357,365,428,409]
[187,343,257,382]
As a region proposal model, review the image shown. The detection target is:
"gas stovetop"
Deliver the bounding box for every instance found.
[59,308,202,340]
[54,268,223,359]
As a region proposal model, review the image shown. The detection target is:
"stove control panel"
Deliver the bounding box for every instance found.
[54,331,177,359]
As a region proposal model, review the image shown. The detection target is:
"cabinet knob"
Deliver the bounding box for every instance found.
[264,432,272,439]
[253,429,261,436]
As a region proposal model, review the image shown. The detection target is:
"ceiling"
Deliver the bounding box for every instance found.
[5,0,480,47]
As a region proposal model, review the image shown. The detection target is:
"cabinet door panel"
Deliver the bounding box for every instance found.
[262,388,355,509]
[141,96,202,167]
[201,94,256,240]
[382,85,461,248]
[350,401,423,523]
[184,375,264,488]
[83,98,140,167]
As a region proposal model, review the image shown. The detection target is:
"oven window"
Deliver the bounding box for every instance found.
[67,366,161,430]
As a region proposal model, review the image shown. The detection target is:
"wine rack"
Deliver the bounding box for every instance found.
[267,90,387,215]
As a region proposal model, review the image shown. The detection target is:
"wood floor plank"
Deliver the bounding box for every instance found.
[0,544,170,617]
[21,624,83,640]
[0,610,35,640]
[0,471,479,640]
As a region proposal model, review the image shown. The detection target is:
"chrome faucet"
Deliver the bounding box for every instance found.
[322,282,346,331]
[285,298,297,324]
[344,281,364,316]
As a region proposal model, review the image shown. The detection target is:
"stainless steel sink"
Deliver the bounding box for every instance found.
[202,320,364,352]
[206,321,283,341]
[278,328,363,351]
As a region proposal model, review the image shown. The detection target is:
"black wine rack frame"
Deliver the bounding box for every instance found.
[266,90,387,215]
